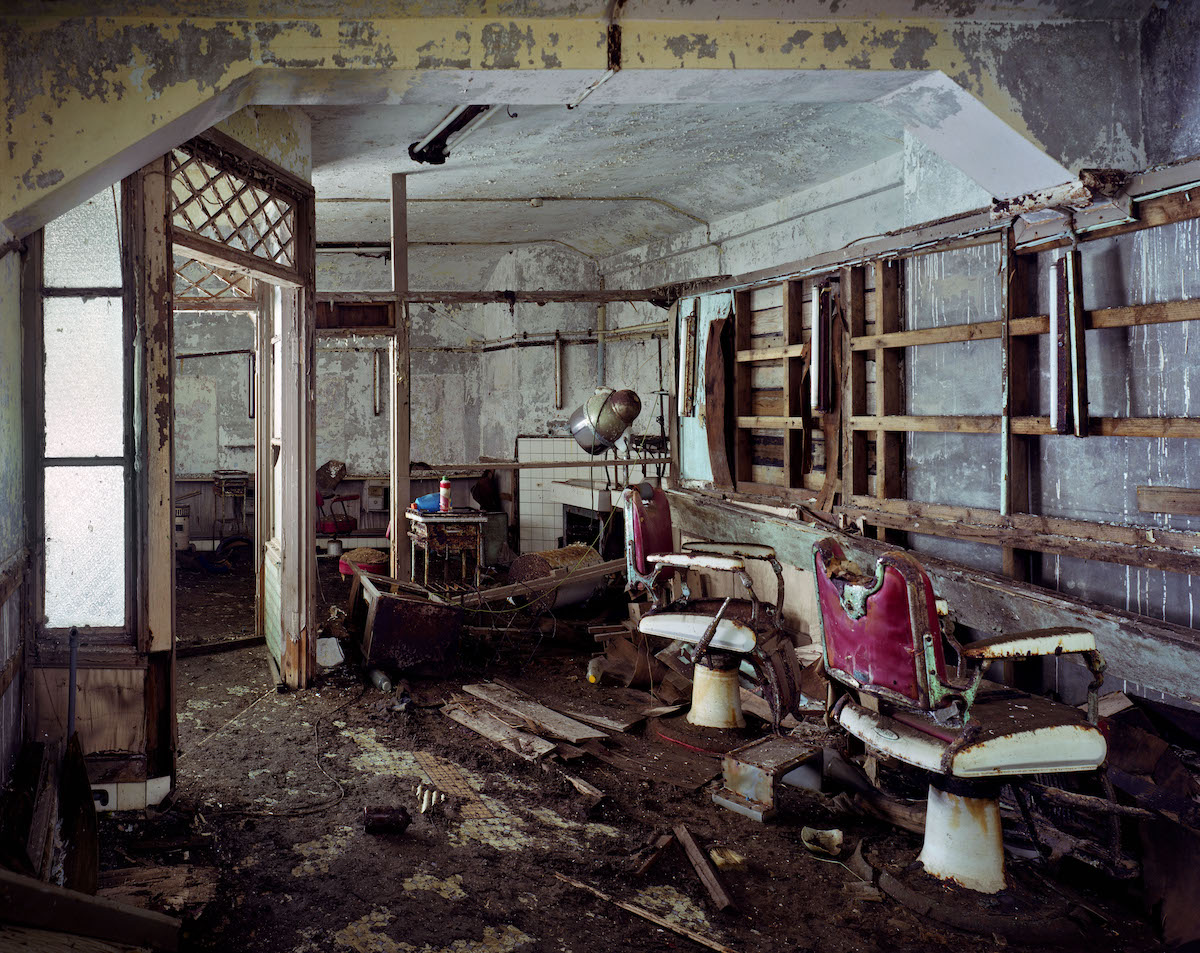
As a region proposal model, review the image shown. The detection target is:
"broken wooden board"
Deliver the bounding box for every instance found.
[674,824,736,912]
[97,866,217,919]
[634,832,676,877]
[442,702,557,762]
[497,679,650,734]
[580,739,721,791]
[0,924,151,952]
[0,868,180,952]
[462,683,608,744]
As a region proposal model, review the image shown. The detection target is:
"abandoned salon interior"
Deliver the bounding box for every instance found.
[3,3,1200,951]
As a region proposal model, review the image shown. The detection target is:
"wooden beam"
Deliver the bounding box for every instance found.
[0,867,180,951]
[781,281,806,491]
[850,415,1200,438]
[411,457,671,473]
[1002,237,1034,580]
[1065,249,1089,437]
[838,496,1200,575]
[841,267,868,503]
[673,824,735,912]
[874,260,903,545]
[171,229,301,288]
[316,289,667,304]
[1137,486,1200,516]
[391,174,411,579]
[736,341,809,363]
[136,157,174,655]
[736,415,807,430]
[666,489,1200,707]
[732,290,753,488]
[849,298,1200,351]
[1022,188,1200,253]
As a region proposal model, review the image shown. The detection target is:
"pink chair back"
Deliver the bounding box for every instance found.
[812,538,948,711]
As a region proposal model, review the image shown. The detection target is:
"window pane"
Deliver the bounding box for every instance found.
[44,296,124,457]
[43,185,123,288]
[44,466,126,628]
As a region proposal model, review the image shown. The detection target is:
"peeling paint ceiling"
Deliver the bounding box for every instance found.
[2,0,1156,18]
[310,101,906,258]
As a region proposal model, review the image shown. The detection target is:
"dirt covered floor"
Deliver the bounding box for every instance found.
[100,561,1165,953]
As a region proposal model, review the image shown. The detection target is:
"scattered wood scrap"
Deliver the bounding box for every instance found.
[0,868,180,952]
[462,683,608,744]
[633,832,676,877]
[0,923,152,952]
[498,679,647,733]
[554,872,740,953]
[580,739,720,791]
[442,702,557,762]
[176,635,266,659]
[97,866,217,919]
[674,824,736,912]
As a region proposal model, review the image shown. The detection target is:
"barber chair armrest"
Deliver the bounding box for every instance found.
[960,627,1105,724]
[649,552,745,573]
[681,542,785,620]
[960,627,1095,660]
[682,541,776,562]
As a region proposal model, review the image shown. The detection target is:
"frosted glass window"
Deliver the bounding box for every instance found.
[44,466,127,628]
[43,296,125,458]
[43,186,123,288]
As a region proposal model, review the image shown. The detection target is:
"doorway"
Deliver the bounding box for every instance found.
[162,132,318,691]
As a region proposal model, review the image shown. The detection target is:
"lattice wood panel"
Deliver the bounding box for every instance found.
[173,256,255,303]
[170,148,295,268]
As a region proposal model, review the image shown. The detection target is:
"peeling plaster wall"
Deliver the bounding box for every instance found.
[1030,219,1200,630]
[1,11,1153,238]
[478,245,599,459]
[902,131,992,228]
[1141,0,1200,168]
[317,248,485,467]
[0,249,23,786]
[214,106,313,181]
[0,253,21,569]
[173,309,257,539]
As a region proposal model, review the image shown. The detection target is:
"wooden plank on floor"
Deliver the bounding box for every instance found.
[579,739,720,791]
[673,824,735,912]
[441,702,557,762]
[461,683,609,743]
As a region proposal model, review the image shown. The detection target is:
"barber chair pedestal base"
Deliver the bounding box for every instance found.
[918,781,1005,894]
[689,659,745,729]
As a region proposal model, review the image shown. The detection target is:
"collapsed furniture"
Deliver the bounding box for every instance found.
[620,484,802,729]
[811,537,1108,893]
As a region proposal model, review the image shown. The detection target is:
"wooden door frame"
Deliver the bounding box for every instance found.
[164,130,317,690]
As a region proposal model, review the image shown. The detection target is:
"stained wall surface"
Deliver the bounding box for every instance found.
[0,249,23,786]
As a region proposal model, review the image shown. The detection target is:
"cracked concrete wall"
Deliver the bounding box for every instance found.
[1029,219,1200,630]
[902,218,1200,639]
[317,248,485,468]
[477,245,599,460]
[214,106,313,181]
[1141,0,1200,168]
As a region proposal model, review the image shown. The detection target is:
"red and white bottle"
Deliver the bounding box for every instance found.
[439,478,451,512]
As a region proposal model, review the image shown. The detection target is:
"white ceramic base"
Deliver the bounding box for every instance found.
[688,663,745,729]
[918,783,1006,893]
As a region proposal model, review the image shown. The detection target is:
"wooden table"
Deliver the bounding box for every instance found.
[406,509,488,591]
